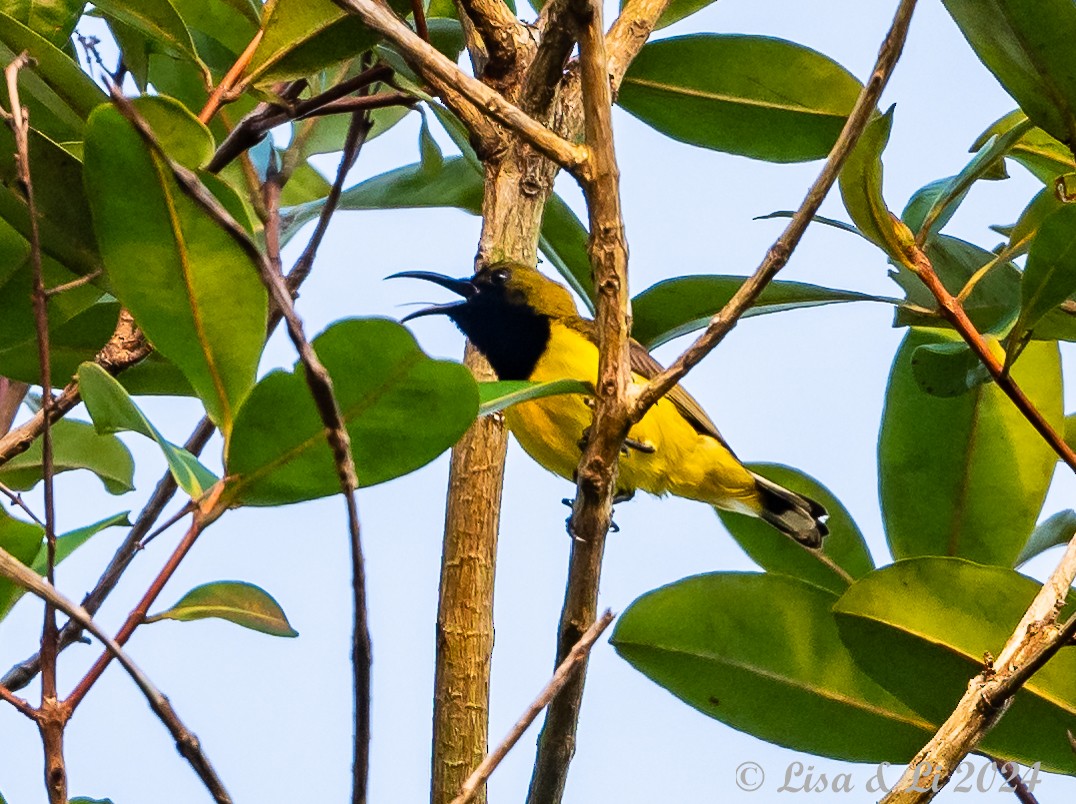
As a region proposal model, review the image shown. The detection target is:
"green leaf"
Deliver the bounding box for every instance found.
[0,508,44,620]
[612,573,934,762]
[30,512,131,576]
[1015,203,1076,338]
[68,798,115,804]
[716,464,874,595]
[92,0,201,64]
[910,340,989,397]
[226,318,478,506]
[618,35,863,163]
[1003,186,1065,261]
[478,379,592,416]
[1015,509,1076,566]
[278,159,331,207]
[975,110,1076,183]
[0,11,104,141]
[0,0,83,46]
[146,580,298,637]
[0,418,134,494]
[78,362,218,498]
[942,0,1076,147]
[879,329,1062,566]
[631,275,893,349]
[538,193,593,310]
[418,111,443,173]
[834,557,1076,774]
[838,107,915,265]
[167,0,259,57]
[83,101,268,435]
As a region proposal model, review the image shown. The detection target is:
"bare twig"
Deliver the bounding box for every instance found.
[993,759,1040,804]
[0,542,232,803]
[0,480,45,527]
[0,680,36,719]
[528,2,631,801]
[0,378,27,436]
[452,611,615,804]
[199,29,264,123]
[411,0,430,41]
[630,0,917,421]
[332,0,589,175]
[45,269,102,296]
[881,536,1076,802]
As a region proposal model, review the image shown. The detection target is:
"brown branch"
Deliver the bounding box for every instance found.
[993,759,1040,804]
[0,377,27,435]
[199,29,264,124]
[0,480,45,527]
[0,541,232,804]
[451,610,615,804]
[0,680,36,719]
[410,0,429,40]
[528,1,630,801]
[520,0,576,116]
[455,0,528,89]
[881,536,1076,803]
[44,269,102,296]
[904,245,1076,472]
[0,310,150,468]
[630,0,917,422]
[332,0,589,175]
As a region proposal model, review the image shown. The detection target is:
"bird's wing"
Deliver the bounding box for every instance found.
[628,339,737,453]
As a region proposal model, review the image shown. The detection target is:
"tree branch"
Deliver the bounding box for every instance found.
[0,542,232,803]
[881,535,1076,803]
[528,1,631,800]
[630,0,917,421]
[451,610,615,804]
[455,0,530,90]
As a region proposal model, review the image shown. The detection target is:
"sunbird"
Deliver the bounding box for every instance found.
[395,263,828,547]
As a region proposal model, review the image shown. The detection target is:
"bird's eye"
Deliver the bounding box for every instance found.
[490,267,510,285]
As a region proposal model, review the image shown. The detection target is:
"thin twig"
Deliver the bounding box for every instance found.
[528,1,630,800]
[993,759,1040,804]
[411,0,430,41]
[332,0,589,176]
[0,680,36,719]
[45,269,102,297]
[452,611,615,804]
[0,542,232,804]
[0,480,45,527]
[630,0,918,422]
[199,29,264,123]
[881,537,1076,802]
[0,378,27,436]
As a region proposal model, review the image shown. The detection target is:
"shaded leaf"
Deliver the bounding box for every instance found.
[0,0,83,46]
[717,464,874,595]
[838,107,915,265]
[942,0,1076,147]
[1015,509,1076,566]
[0,508,44,620]
[879,329,1061,566]
[30,511,131,575]
[612,573,934,761]
[1004,186,1065,260]
[78,362,218,498]
[278,159,331,207]
[910,340,989,397]
[0,418,134,494]
[478,379,591,416]
[975,110,1076,183]
[1015,202,1076,338]
[83,101,267,434]
[631,275,892,349]
[146,580,298,637]
[835,557,1076,773]
[226,318,478,506]
[618,35,862,163]
[93,0,201,64]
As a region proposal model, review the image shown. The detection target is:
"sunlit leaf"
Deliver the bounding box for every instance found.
[146,580,298,637]
[1014,203,1076,339]
[974,110,1076,183]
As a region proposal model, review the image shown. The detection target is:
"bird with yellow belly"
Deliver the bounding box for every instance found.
[395,262,827,547]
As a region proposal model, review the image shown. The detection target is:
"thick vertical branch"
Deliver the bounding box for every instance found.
[528,1,631,801]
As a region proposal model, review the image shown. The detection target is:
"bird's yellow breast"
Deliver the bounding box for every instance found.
[503,322,759,511]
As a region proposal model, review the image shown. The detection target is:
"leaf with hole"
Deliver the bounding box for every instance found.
[226,318,478,506]
[146,580,298,637]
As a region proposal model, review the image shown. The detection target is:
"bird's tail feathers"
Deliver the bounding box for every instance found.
[751,473,829,549]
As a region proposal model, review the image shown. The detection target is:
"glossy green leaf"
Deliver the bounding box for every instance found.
[1015,509,1076,566]
[0,124,98,276]
[0,11,104,141]
[975,110,1076,183]
[30,512,131,576]
[0,0,82,45]
[1015,203,1076,338]
[835,557,1076,773]
[83,102,267,434]
[632,275,892,349]
[168,0,259,56]
[478,379,592,416]
[879,329,1061,566]
[891,235,1021,333]
[93,0,201,63]
[838,107,915,265]
[226,318,478,506]
[618,35,862,163]
[910,340,989,397]
[942,0,1076,147]
[0,508,44,620]
[717,464,874,595]
[280,156,593,309]
[612,573,934,761]
[78,362,218,498]
[278,159,331,207]
[1004,187,1065,261]
[0,418,134,494]
[146,580,298,637]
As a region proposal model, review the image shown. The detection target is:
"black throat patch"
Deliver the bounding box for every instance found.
[449,296,551,381]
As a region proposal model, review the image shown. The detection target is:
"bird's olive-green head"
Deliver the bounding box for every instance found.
[392,263,580,380]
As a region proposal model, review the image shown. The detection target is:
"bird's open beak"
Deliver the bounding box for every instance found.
[388,271,476,322]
